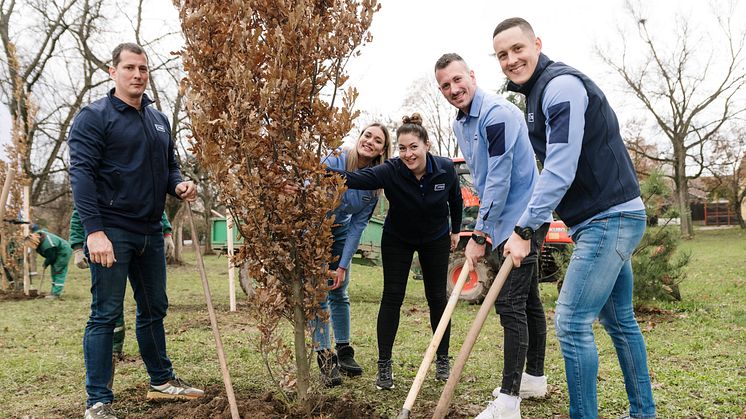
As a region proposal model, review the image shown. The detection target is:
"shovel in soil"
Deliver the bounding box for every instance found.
[432,257,514,419]
[396,259,472,419]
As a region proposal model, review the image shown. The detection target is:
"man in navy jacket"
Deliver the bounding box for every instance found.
[69,42,201,419]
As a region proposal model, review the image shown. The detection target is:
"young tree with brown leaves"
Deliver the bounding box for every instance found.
[177,0,379,404]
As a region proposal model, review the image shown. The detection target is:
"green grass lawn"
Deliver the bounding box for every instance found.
[1,227,744,418]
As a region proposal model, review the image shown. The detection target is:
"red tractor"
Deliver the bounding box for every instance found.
[446,157,572,303]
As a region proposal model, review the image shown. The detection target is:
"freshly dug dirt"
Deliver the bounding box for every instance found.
[0,289,40,301]
[104,385,386,419]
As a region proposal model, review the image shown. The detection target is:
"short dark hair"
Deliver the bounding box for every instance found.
[396,113,428,144]
[493,17,535,38]
[434,53,467,72]
[111,43,146,67]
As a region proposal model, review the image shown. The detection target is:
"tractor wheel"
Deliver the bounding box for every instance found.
[446,251,493,304]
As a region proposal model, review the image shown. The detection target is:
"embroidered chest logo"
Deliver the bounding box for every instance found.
[434,183,445,191]
[154,124,166,132]
[362,196,372,202]
[527,113,534,123]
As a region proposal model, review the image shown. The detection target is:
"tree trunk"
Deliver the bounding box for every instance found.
[292,275,310,404]
[168,205,185,264]
[732,187,745,228]
[203,211,214,255]
[673,145,694,238]
[175,224,184,261]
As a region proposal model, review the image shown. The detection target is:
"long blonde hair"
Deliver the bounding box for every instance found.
[345,123,392,171]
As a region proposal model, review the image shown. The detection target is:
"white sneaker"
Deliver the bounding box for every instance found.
[475,396,521,419]
[84,402,117,419]
[492,372,547,399]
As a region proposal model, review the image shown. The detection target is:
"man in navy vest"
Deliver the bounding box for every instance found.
[492,18,656,419]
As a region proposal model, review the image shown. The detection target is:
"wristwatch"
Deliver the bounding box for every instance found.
[514,226,534,240]
[471,233,487,245]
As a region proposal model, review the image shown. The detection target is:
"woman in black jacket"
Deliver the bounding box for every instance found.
[335,113,463,390]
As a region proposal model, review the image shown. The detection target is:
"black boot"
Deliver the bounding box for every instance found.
[336,345,363,376]
[375,359,394,390]
[317,350,342,387]
[435,354,450,381]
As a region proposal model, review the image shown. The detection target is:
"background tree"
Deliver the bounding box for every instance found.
[0,41,32,290]
[598,0,746,237]
[178,0,378,405]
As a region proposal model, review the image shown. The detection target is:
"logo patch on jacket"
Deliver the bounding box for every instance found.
[362,196,372,202]
[154,124,166,132]
[434,183,445,191]
[527,113,534,123]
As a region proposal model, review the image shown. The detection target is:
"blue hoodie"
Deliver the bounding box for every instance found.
[69,89,183,236]
[322,149,380,269]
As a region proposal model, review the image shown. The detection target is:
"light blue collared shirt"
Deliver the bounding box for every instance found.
[453,87,549,246]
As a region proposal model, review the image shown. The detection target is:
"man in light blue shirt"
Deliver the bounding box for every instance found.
[435,53,551,419]
[494,18,655,419]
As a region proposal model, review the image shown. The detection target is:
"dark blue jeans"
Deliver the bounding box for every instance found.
[83,227,173,407]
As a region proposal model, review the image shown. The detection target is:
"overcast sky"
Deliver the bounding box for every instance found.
[1,0,741,160]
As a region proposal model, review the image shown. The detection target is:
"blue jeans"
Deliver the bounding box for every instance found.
[312,225,352,351]
[554,211,656,419]
[83,227,173,407]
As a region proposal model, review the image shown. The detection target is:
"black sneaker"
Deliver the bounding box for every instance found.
[435,355,450,381]
[317,350,343,387]
[375,359,394,390]
[84,402,117,419]
[336,345,363,376]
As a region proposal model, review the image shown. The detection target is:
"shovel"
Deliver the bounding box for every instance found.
[432,257,514,419]
[396,259,472,419]
[185,202,240,419]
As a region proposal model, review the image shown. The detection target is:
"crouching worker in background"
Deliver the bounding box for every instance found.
[27,224,72,299]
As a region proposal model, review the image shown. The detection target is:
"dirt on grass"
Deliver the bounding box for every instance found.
[51,385,389,419]
[0,288,41,301]
[45,383,493,418]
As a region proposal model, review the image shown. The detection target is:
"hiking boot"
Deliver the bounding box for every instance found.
[146,376,204,400]
[492,372,547,399]
[475,396,521,419]
[375,359,394,390]
[336,345,363,376]
[84,402,117,419]
[435,355,450,381]
[317,350,343,387]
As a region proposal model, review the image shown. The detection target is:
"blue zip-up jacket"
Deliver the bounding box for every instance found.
[323,150,380,270]
[508,54,641,228]
[334,154,462,245]
[453,87,547,247]
[69,89,183,236]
